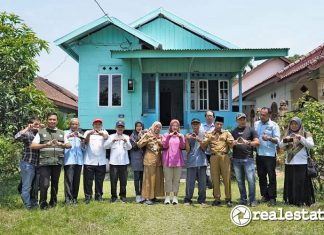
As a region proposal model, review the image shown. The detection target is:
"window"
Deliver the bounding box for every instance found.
[98,74,122,107]
[198,80,208,110]
[142,73,156,113]
[219,80,229,111]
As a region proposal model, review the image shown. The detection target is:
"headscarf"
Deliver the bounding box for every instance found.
[285,117,311,162]
[168,119,180,133]
[131,121,144,138]
[149,121,162,137]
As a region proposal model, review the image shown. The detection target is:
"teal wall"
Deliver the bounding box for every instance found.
[137,17,219,49]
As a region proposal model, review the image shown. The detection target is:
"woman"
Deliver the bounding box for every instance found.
[129,121,145,203]
[162,119,185,205]
[137,121,164,205]
[279,117,315,206]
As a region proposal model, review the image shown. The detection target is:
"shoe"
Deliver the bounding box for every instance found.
[250,201,257,207]
[226,200,233,207]
[110,197,117,203]
[260,196,269,203]
[49,201,57,208]
[268,199,276,206]
[152,198,162,203]
[238,200,247,206]
[172,196,178,205]
[212,200,221,206]
[95,196,103,202]
[85,199,91,204]
[135,195,142,203]
[183,199,192,205]
[145,200,154,205]
[198,201,207,206]
[121,197,127,203]
[40,201,48,210]
[73,199,78,204]
[164,196,171,205]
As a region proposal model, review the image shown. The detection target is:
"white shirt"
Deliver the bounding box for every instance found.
[83,130,109,166]
[105,133,132,165]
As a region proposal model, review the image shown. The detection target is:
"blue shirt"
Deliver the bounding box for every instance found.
[254,120,280,157]
[64,130,84,165]
[186,131,207,168]
[199,122,215,155]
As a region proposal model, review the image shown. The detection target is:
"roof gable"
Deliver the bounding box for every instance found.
[130,8,238,49]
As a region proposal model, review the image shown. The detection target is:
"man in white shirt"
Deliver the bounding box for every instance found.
[105,121,132,203]
[83,118,109,203]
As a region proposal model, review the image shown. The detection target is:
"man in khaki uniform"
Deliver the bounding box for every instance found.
[200,116,234,207]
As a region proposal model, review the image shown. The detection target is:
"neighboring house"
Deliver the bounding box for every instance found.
[35,76,78,115]
[234,43,324,124]
[55,8,288,130]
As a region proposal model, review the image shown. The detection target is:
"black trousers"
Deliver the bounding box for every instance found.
[64,165,82,202]
[109,165,128,199]
[83,165,106,200]
[256,155,277,199]
[133,170,143,196]
[39,165,62,205]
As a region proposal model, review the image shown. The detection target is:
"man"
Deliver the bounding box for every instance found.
[200,116,234,207]
[184,118,207,205]
[31,112,71,209]
[199,110,215,189]
[254,107,280,206]
[15,117,41,209]
[83,118,109,203]
[63,118,84,204]
[105,121,132,203]
[231,113,259,207]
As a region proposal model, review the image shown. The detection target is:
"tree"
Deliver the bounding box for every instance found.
[0,12,54,136]
[287,54,303,62]
[279,93,324,197]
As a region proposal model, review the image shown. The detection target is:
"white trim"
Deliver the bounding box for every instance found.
[198,79,209,111]
[97,73,123,108]
[218,80,229,111]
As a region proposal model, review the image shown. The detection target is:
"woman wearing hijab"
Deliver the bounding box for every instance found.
[137,121,164,205]
[279,117,315,206]
[129,121,145,203]
[162,119,185,205]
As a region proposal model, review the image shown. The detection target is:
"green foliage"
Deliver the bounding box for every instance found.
[287,54,303,62]
[56,111,76,130]
[0,12,54,137]
[0,136,22,181]
[279,93,324,195]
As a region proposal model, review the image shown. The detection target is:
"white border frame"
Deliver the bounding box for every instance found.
[98,73,123,108]
[218,79,229,111]
[198,79,209,111]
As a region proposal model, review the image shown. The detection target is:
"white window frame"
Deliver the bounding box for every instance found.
[98,74,123,107]
[198,79,209,111]
[218,80,229,111]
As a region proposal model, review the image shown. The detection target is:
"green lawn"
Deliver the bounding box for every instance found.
[0,171,323,235]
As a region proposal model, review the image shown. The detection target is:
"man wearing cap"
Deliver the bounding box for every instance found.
[231,113,259,207]
[83,118,109,203]
[105,121,132,203]
[184,118,207,205]
[200,116,234,207]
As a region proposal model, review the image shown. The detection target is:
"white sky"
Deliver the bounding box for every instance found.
[1,0,324,95]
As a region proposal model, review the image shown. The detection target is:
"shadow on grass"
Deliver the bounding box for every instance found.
[0,174,24,210]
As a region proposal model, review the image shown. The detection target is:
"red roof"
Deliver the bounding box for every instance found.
[276,43,324,79]
[35,77,78,111]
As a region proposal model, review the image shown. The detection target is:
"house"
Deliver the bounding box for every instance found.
[55,8,288,130]
[35,76,78,115]
[233,43,324,123]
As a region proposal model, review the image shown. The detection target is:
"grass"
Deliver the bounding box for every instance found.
[0,170,323,235]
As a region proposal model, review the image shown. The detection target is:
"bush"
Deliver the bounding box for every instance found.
[0,136,22,181]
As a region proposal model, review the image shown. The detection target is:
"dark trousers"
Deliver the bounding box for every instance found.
[39,165,62,205]
[83,165,106,200]
[109,165,128,199]
[185,166,207,203]
[64,165,82,202]
[134,170,143,196]
[256,155,277,200]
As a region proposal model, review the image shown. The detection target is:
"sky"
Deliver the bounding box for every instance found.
[1,0,323,95]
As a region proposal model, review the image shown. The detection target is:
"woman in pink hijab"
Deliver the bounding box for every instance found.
[162,119,185,204]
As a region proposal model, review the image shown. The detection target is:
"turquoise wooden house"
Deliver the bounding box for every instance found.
[55,8,288,130]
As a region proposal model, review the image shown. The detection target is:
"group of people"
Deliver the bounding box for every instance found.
[15,108,316,210]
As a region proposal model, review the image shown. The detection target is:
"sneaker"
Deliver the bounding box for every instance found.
[250,201,257,207]
[164,196,171,205]
[268,199,276,206]
[121,197,127,203]
[145,200,154,205]
[110,197,117,203]
[40,201,48,210]
[172,196,178,205]
[212,200,221,206]
[226,200,233,207]
[260,196,269,203]
[95,196,103,202]
[135,195,142,203]
[183,198,192,205]
[198,201,207,206]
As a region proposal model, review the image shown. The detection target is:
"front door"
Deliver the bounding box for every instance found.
[160,80,183,126]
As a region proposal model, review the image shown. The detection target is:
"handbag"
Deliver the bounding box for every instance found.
[307,155,318,178]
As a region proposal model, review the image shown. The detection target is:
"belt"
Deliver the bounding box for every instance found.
[211,152,226,156]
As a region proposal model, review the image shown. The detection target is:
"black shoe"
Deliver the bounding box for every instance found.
[110,197,117,203]
[268,199,276,206]
[120,197,127,203]
[212,200,221,206]
[144,200,154,205]
[183,198,192,205]
[152,198,162,203]
[238,200,247,205]
[226,200,233,207]
[260,196,269,203]
[49,201,57,208]
[95,196,103,202]
[40,201,48,210]
[85,199,91,204]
